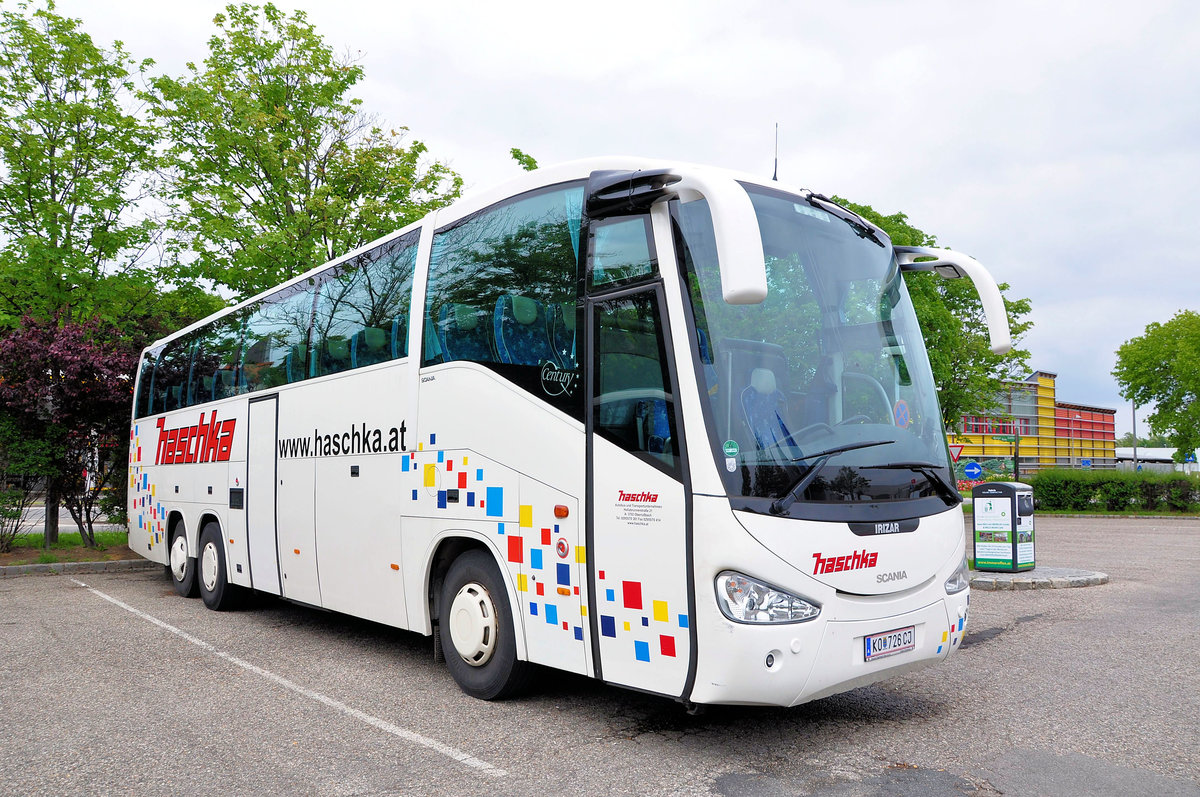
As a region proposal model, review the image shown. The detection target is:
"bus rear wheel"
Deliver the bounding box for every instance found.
[198,522,240,611]
[168,524,198,598]
[440,549,529,700]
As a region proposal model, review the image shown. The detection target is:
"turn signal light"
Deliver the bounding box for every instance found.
[554,505,569,518]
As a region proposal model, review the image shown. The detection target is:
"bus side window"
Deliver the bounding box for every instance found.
[153,338,192,413]
[314,232,416,376]
[244,281,316,392]
[134,351,158,418]
[190,316,242,404]
[424,183,585,419]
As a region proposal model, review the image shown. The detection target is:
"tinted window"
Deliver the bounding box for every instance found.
[592,291,680,475]
[589,216,656,288]
[243,279,317,391]
[189,316,243,404]
[134,351,157,418]
[151,337,194,414]
[313,232,417,376]
[424,183,584,417]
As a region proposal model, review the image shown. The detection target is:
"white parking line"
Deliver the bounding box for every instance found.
[70,578,506,778]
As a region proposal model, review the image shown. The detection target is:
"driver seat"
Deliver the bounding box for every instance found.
[740,367,795,454]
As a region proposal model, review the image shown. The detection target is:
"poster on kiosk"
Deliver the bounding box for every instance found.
[972,482,1035,572]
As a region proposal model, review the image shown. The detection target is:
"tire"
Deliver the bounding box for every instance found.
[440,549,530,700]
[198,521,240,611]
[169,524,199,598]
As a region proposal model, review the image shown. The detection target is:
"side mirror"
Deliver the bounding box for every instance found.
[895,246,1012,355]
[672,173,767,304]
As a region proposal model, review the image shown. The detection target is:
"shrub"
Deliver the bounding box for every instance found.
[1096,473,1140,511]
[1028,469,1199,513]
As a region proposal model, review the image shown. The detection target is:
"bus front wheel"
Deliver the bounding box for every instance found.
[198,522,240,611]
[168,524,198,598]
[440,550,530,700]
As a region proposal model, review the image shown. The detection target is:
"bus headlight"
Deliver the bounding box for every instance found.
[944,556,970,595]
[715,571,821,624]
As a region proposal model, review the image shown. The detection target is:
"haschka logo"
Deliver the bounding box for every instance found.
[617,490,659,503]
[812,549,878,575]
[155,411,235,465]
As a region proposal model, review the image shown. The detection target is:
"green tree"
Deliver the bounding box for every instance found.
[1116,431,1172,448]
[0,1,224,543]
[0,0,164,329]
[834,198,1033,428]
[0,317,140,547]
[152,3,462,300]
[510,147,538,172]
[1113,310,1200,460]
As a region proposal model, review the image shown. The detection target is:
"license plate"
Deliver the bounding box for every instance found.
[864,625,916,661]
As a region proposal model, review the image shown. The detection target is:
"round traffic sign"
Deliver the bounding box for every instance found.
[964,461,983,480]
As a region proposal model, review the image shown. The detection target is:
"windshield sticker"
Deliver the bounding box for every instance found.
[793,204,831,222]
[722,440,739,457]
[893,399,910,428]
[725,457,737,472]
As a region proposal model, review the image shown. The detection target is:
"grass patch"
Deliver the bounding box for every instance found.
[1,529,135,567]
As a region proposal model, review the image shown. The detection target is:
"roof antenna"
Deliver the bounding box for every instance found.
[772,122,779,181]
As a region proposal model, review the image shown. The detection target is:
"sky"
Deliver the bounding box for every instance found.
[56,0,1200,437]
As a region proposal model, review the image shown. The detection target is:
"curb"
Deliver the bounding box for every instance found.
[970,566,1108,591]
[0,559,160,578]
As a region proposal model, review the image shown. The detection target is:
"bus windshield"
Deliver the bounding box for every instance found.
[675,183,955,520]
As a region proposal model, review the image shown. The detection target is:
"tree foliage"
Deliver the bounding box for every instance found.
[0,0,164,329]
[834,198,1033,428]
[1113,310,1200,460]
[151,3,463,300]
[510,147,538,172]
[0,317,139,546]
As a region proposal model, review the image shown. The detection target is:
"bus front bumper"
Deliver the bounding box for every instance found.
[688,596,964,707]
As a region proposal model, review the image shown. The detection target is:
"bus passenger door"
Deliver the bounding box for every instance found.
[246,395,281,595]
[587,284,692,698]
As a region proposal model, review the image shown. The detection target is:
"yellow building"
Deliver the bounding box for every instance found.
[948,371,1117,483]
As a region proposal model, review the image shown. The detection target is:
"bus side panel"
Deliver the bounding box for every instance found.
[410,365,588,676]
[129,402,249,566]
[128,418,167,564]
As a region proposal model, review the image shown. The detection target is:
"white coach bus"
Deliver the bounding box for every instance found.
[128,158,1010,707]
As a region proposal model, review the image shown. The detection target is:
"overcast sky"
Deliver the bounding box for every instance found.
[58,0,1200,437]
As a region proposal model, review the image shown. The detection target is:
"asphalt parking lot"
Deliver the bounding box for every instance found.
[1,516,1197,796]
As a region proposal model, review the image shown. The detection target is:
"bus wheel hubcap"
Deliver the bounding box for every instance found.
[170,536,188,581]
[201,543,218,592]
[448,582,497,667]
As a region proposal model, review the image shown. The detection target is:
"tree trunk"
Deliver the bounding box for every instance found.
[43,481,60,547]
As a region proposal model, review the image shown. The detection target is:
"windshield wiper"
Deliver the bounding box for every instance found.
[806,193,886,247]
[769,440,894,516]
[872,461,963,505]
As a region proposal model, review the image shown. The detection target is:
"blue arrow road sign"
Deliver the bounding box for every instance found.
[964,462,983,480]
